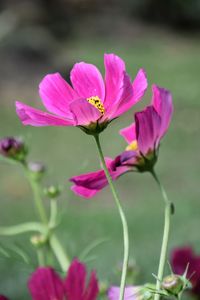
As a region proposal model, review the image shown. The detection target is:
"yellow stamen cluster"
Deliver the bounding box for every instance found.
[87,96,105,115]
[126,140,138,151]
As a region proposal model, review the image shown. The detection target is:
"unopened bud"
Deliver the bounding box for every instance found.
[0,137,27,162]
[162,274,184,295]
[28,161,45,181]
[30,234,47,247]
[44,185,61,199]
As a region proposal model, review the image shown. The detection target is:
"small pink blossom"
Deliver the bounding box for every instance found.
[28,258,99,300]
[16,54,147,135]
[108,286,140,299]
[70,85,173,198]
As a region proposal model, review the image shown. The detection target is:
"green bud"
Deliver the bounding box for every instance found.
[162,274,184,296]
[28,161,45,181]
[30,234,47,247]
[44,185,61,198]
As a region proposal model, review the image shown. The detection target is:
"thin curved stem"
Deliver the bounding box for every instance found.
[151,169,172,300]
[94,134,129,300]
[0,222,46,235]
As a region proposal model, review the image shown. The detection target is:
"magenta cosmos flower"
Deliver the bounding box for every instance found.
[28,258,98,300]
[16,54,147,135]
[70,85,173,198]
[0,296,9,300]
[171,246,200,298]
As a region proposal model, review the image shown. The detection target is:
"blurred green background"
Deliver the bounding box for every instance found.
[0,0,200,299]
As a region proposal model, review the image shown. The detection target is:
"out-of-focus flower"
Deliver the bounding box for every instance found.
[28,258,99,300]
[0,136,27,162]
[70,85,173,198]
[16,54,147,135]
[0,296,10,300]
[171,246,200,297]
[108,284,154,300]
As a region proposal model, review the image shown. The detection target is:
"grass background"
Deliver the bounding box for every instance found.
[0,30,200,299]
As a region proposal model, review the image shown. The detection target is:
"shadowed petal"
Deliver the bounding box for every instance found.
[135,106,161,155]
[28,267,65,300]
[39,73,78,118]
[16,101,74,127]
[84,271,99,300]
[70,62,105,100]
[152,85,173,138]
[69,98,101,126]
[120,123,136,144]
[0,296,10,300]
[65,259,98,300]
[104,53,125,108]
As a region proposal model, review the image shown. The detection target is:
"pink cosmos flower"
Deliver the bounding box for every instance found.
[16,54,147,135]
[171,246,200,297]
[70,85,173,198]
[28,258,99,300]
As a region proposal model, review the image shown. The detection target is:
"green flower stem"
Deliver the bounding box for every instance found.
[49,235,69,273]
[49,199,58,229]
[25,168,70,271]
[0,222,46,235]
[36,248,45,266]
[26,173,48,224]
[94,134,129,300]
[151,170,172,300]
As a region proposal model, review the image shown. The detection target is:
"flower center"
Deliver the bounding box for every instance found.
[87,96,105,115]
[126,140,138,151]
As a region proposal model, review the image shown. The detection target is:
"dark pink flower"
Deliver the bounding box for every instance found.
[16,54,147,135]
[171,246,200,297]
[28,258,99,300]
[0,136,27,161]
[0,296,10,300]
[70,85,173,198]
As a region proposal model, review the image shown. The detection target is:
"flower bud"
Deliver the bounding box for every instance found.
[162,274,184,296]
[28,161,46,181]
[30,234,47,247]
[44,185,61,199]
[0,137,27,162]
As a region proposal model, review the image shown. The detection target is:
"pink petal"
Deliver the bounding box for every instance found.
[39,73,78,118]
[64,259,87,300]
[28,267,65,300]
[0,296,9,300]
[70,62,105,100]
[152,84,173,139]
[132,68,148,105]
[16,101,74,127]
[71,185,99,198]
[119,123,136,144]
[69,98,101,126]
[70,169,108,191]
[135,106,161,155]
[104,72,133,120]
[104,53,125,108]
[70,157,131,198]
[108,286,138,300]
[84,271,99,300]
